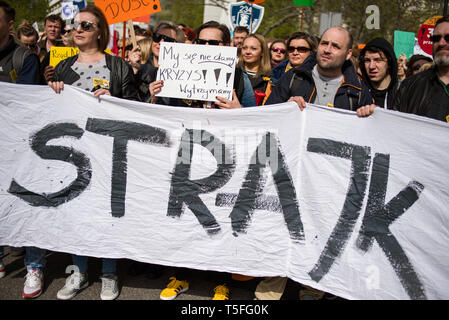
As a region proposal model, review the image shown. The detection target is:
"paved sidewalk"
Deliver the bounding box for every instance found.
[1,246,301,300]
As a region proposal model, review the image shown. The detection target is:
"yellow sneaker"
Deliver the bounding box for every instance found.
[160,277,189,300]
[212,284,230,300]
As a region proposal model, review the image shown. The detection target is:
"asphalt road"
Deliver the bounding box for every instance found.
[0,246,302,301]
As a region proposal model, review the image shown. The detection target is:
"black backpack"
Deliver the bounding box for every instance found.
[0,44,33,83]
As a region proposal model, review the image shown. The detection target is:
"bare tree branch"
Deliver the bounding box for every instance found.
[261,12,300,37]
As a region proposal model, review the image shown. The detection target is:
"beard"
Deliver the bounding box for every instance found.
[434,47,449,67]
[434,54,449,67]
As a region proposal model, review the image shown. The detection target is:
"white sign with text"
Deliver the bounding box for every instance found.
[156,42,237,102]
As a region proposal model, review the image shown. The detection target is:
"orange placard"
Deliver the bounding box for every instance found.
[243,0,266,3]
[133,15,150,23]
[94,0,161,25]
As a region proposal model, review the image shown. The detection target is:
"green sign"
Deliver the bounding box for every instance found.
[394,30,415,59]
[293,0,314,6]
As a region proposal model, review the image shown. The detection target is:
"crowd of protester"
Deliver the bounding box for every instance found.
[1,1,448,300]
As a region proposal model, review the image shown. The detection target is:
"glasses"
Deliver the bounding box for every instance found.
[196,39,223,46]
[61,28,71,35]
[72,21,96,32]
[24,43,38,49]
[152,33,176,43]
[412,64,426,71]
[288,46,311,53]
[430,34,449,43]
[272,47,286,54]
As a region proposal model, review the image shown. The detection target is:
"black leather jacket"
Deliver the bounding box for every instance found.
[393,67,449,121]
[266,54,373,110]
[54,53,138,101]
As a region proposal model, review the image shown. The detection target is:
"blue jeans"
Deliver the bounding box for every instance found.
[72,255,116,276]
[24,247,46,272]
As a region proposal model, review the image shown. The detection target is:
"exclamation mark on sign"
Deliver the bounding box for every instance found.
[202,70,207,83]
[214,69,221,85]
[153,0,159,10]
[226,73,232,86]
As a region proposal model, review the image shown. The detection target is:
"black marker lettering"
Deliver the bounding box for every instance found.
[307,138,371,281]
[356,153,427,300]
[86,118,170,218]
[8,123,91,207]
[226,132,304,242]
[167,129,235,235]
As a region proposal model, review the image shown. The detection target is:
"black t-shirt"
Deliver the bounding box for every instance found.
[371,88,388,109]
[424,80,449,123]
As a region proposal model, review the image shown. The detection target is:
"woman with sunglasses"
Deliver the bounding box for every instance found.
[269,39,287,69]
[262,32,317,105]
[48,4,138,301]
[405,54,433,78]
[270,32,317,87]
[149,22,179,68]
[48,5,137,101]
[133,22,183,102]
[61,24,74,47]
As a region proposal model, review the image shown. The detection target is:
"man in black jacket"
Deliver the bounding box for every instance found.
[0,1,40,84]
[266,26,372,111]
[359,37,398,110]
[358,16,449,121]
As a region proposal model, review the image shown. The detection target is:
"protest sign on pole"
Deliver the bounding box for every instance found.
[1,82,449,300]
[394,30,415,58]
[156,42,237,102]
[94,0,162,25]
[417,16,442,55]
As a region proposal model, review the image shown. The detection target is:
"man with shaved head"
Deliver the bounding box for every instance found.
[266,26,372,110]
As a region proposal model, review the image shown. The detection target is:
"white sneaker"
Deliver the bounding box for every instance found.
[57,272,89,300]
[23,270,44,299]
[0,259,5,279]
[100,275,119,300]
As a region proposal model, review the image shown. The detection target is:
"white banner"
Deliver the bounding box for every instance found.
[1,83,448,300]
[156,42,237,101]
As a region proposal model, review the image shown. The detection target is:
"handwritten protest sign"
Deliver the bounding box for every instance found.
[50,47,113,67]
[50,47,79,67]
[94,0,162,25]
[394,30,415,58]
[156,42,238,102]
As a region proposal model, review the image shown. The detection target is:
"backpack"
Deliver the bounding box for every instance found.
[0,44,33,83]
[12,45,33,79]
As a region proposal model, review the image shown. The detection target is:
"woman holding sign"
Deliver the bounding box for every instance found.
[47,4,138,301]
[48,5,138,101]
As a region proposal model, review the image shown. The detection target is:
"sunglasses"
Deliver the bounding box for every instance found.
[72,21,96,32]
[430,34,449,43]
[152,33,176,43]
[196,39,223,46]
[61,29,71,35]
[412,64,426,71]
[25,43,38,49]
[272,47,286,54]
[288,46,311,53]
